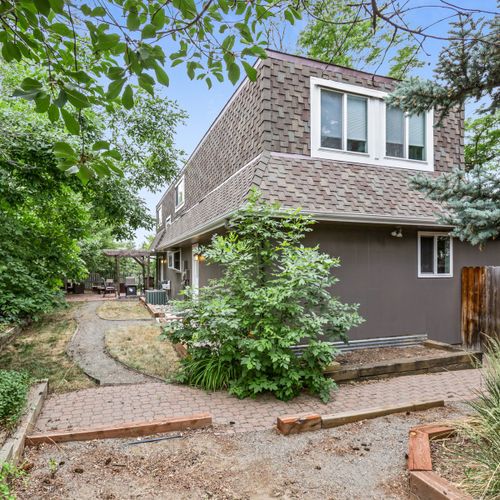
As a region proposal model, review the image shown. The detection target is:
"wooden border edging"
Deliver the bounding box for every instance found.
[326,350,482,382]
[0,380,48,465]
[408,423,472,499]
[276,399,444,435]
[321,400,444,429]
[25,413,212,445]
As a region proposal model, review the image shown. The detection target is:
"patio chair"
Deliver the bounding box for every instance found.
[104,279,116,295]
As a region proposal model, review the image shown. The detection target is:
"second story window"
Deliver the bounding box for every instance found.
[157,205,163,228]
[321,90,367,153]
[386,107,426,161]
[175,176,185,211]
[311,77,434,171]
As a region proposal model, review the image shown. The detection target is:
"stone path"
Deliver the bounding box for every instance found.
[67,301,153,385]
[34,368,483,435]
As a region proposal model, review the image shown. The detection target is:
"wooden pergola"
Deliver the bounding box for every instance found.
[102,249,152,297]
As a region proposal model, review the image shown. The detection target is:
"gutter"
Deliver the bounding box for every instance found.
[155,210,449,250]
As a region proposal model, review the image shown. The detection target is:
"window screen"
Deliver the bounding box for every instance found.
[409,113,425,160]
[420,236,434,274]
[321,89,342,149]
[347,95,367,153]
[386,106,404,158]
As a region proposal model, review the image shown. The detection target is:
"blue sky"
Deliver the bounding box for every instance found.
[135,0,496,243]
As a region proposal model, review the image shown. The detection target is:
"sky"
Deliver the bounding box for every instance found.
[134,0,497,244]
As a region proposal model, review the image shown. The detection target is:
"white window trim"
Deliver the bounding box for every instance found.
[167,249,182,272]
[417,231,453,278]
[174,176,185,212]
[310,76,434,171]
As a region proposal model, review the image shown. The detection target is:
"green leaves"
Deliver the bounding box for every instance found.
[121,85,134,109]
[61,109,80,135]
[167,191,362,402]
[228,62,240,84]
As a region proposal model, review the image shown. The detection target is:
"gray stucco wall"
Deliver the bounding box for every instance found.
[189,222,500,345]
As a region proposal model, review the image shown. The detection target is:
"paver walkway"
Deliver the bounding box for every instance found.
[34,368,483,435]
[67,301,153,385]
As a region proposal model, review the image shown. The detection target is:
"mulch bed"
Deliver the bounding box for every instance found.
[335,345,452,367]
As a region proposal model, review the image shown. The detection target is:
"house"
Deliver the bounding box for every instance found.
[150,50,500,345]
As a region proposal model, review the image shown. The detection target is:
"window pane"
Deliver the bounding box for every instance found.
[409,113,425,160]
[420,236,434,273]
[347,95,367,153]
[386,106,404,157]
[437,237,451,274]
[321,90,342,149]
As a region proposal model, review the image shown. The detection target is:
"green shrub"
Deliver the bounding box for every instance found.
[0,462,25,500]
[164,190,362,402]
[0,370,31,428]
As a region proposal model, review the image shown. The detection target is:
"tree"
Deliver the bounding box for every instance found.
[0,62,181,321]
[165,191,362,402]
[412,113,500,246]
[297,0,424,79]
[386,16,499,120]
[0,0,301,178]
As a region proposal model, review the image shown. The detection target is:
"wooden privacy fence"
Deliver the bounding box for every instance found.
[461,266,500,348]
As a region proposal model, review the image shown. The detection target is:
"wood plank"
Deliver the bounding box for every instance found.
[409,471,473,500]
[26,413,212,445]
[321,399,444,429]
[411,424,456,440]
[408,430,432,471]
[276,414,321,435]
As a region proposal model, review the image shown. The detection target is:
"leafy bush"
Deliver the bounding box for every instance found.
[0,462,25,500]
[457,338,500,499]
[0,370,31,428]
[164,190,362,402]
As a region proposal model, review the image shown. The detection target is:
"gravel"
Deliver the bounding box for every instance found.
[14,404,468,499]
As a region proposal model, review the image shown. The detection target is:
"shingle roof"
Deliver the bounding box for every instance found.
[153,153,446,250]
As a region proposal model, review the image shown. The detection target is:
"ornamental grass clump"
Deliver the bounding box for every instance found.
[457,338,500,499]
[163,190,362,402]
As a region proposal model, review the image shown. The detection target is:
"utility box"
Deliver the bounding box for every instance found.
[146,289,167,305]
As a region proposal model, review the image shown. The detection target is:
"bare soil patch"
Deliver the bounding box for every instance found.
[97,301,151,321]
[105,323,179,380]
[336,345,452,366]
[0,305,95,394]
[431,432,479,495]
[13,404,468,500]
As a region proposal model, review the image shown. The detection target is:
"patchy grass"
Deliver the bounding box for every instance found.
[105,324,179,380]
[97,300,151,321]
[0,305,96,394]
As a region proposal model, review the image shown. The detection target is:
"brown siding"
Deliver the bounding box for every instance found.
[309,223,500,344]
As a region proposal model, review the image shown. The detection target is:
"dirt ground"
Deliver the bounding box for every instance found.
[105,323,179,380]
[13,404,468,500]
[336,345,453,366]
[97,301,152,321]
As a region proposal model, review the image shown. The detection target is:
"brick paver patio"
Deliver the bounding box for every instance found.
[33,368,483,435]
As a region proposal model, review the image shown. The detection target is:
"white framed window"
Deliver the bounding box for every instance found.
[386,107,426,161]
[157,205,163,227]
[175,176,185,211]
[167,249,182,272]
[310,77,434,171]
[321,90,368,153]
[165,215,171,226]
[417,232,453,278]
